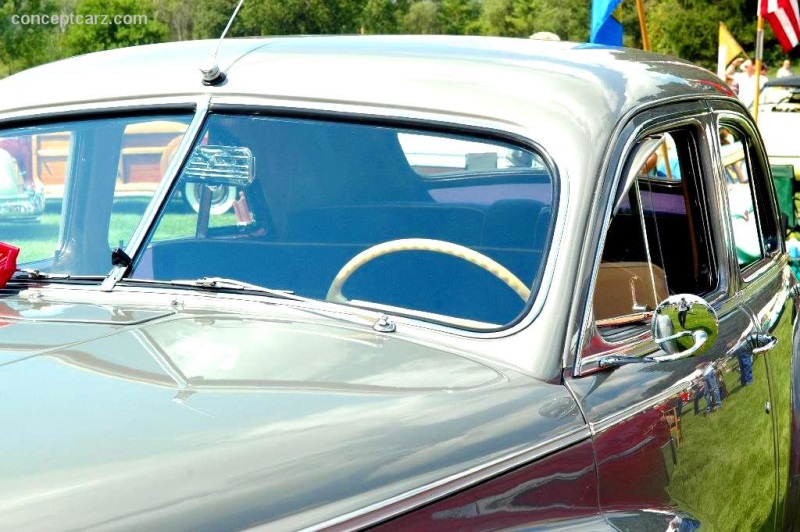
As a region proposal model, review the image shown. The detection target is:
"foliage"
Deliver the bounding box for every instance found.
[0,0,60,73]
[440,0,482,35]
[361,0,406,34]
[404,0,439,34]
[62,0,168,56]
[618,0,789,72]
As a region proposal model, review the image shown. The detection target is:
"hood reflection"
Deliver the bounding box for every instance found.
[49,315,505,393]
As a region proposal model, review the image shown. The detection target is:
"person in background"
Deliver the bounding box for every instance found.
[777,59,794,78]
[725,73,740,96]
[734,59,768,107]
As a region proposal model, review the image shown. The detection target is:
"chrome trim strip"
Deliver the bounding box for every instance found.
[588,384,690,435]
[0,96,200,124]
[298,426,591,531]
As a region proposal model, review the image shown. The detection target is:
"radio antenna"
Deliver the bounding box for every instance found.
[200,0,245,86]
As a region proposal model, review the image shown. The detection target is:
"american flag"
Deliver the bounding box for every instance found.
[761,0,800,52]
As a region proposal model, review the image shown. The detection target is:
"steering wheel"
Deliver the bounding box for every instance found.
[326,238,531,303]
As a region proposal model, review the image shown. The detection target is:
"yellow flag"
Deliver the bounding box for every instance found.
[717,22,745,79]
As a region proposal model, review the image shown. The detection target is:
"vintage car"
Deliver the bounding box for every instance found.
[0,146,44,222]
[0,36,797,531]
[755,75,800,181]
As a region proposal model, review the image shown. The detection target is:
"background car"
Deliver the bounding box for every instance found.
[0,36,796,531]
[0,146,43,222]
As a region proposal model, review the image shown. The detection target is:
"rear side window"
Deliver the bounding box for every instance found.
[716,122,781,272]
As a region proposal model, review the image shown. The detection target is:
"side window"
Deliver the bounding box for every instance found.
[594,129,717,333]
[108,120,191,249]
[0,115,193,274]
[717,123,780,269]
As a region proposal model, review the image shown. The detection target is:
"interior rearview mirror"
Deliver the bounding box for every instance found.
[182,145,255,186]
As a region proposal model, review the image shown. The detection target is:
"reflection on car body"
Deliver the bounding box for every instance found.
[0,35,797,531]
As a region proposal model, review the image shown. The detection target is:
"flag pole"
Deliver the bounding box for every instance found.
[754,13,765,123]
[635,0,650,51]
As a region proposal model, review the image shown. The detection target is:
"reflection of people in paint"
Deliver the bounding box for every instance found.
[694,363,722,414]
[738,347,754,386]
[668,515,701,531]
[716,366,729,400]
[703,364,722,413]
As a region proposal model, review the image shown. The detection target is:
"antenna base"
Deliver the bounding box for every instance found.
[200,63,226,86]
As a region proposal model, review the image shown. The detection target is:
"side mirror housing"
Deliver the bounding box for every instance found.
[651,294,719,362]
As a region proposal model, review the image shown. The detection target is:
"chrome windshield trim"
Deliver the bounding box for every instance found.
[295,426,591,532]
[104,95,211,290]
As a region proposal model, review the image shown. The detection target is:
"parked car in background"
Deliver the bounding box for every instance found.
[755,75,800,181]
[0,146,43,221]
[0,36,797,530]
[0,120,235,214]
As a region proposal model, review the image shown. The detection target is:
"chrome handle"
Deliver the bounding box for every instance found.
[651,329,708,362]
[750,333,778,354]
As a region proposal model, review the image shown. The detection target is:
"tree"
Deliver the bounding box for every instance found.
[192,0,237,39]
[202,0,366,37]
[157,0,196,41]
[0,0,60,74]
[478,0,515,36]
[440,0,481,35]
[361,0,405,34]
[404,0,439,34]
[62,0,168,56]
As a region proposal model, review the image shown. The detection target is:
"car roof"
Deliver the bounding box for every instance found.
[765,75,800,87]
[0,36,730,125]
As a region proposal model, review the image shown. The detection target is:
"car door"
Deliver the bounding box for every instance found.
[566,104,779,530]
[712,101,798,530]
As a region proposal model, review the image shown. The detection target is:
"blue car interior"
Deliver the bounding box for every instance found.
[142,115,555,326]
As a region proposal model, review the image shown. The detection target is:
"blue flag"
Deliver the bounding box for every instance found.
[590,0,623,46]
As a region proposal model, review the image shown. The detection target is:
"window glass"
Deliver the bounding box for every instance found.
[0,133,58,264]
[132,115,556,328]
[0,114,193,273]
[718,124,779,269]
[398,133,548,177]
[595,130,716,333]
[721,128,760,266]
[108,120,189,250]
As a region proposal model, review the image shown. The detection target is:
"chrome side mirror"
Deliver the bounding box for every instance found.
[651,294,719,362]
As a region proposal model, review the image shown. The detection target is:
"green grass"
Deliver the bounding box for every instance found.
[667,351,778,530]
[0,197,237,267]
[0,212,62,264]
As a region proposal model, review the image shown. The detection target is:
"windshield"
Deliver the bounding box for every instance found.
[758,84,800,111]
[131,114,556,328]
[0,114,192,273]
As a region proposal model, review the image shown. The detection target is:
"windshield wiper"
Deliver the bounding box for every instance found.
[12,269,106,282]
[118,277,392,330]
[119,276,308,302]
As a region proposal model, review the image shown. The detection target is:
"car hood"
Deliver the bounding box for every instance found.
[0,290,583,530]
